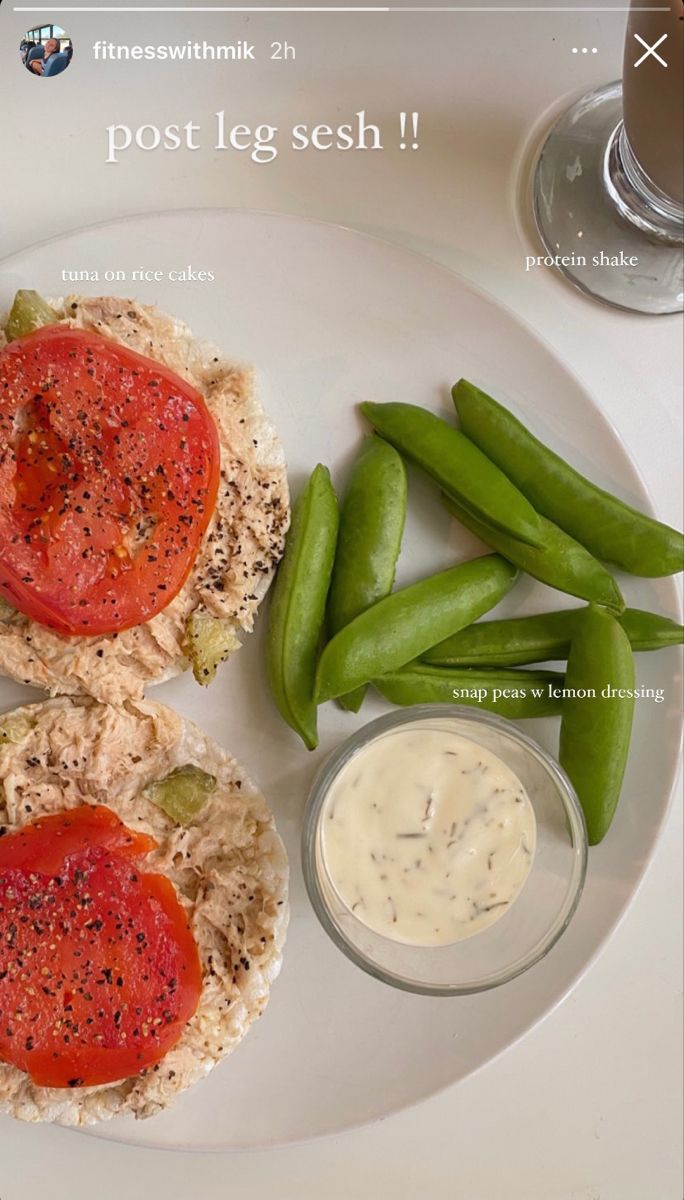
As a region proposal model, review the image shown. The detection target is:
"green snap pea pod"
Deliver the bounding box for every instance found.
[5,290,59,342]
[443,496,624,612]
[315,554,518,703]
[423,606,684,667]
[327,435,407,713]
[360,401,544,548]
[559,605,636,844]
[373,664,564,719]
[266,464,339,750]
[620,608,684,650]
[453,379,684,578]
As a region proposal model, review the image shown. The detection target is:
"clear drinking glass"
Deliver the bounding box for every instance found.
[533,0,683,314]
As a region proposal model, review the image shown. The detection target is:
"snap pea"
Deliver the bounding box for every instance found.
[453,379,684,578]
[5,290,59,342]
[360,401,543,548]
[423,606,684,667]
[444,496,624,611]
[316,554,518,703]
[373,664,564,718]
[327,435,407,712]
[559,605,635,845]
[266,464,339,750]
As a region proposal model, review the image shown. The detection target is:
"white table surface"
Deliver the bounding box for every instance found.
[0,3,681,1197]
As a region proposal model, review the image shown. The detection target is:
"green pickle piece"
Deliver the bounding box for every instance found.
[184,610,240,685]
[0,714,36,745]
[144,764,217,824]
[0,596,16,622]
[5,290,60,342]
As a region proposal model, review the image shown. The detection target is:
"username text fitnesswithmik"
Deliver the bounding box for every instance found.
[93,41,255,61]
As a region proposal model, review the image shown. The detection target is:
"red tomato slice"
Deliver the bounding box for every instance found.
[0,325,220,635]
[0,805,202,1089]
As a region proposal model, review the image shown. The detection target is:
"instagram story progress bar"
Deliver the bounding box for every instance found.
[11,6,673,12]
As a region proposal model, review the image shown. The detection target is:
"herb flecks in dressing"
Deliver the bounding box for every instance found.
[322,728,536,946]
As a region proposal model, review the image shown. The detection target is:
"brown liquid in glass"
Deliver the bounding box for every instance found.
[622,0,684,205]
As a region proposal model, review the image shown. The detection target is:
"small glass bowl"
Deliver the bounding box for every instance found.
[302,706,588,995]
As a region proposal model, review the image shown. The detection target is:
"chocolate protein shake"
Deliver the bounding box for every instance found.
[622,0,684,205]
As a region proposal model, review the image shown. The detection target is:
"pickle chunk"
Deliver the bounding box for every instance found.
[5,290,60,342]
[0,714,36,745]
[144,764,217,824]
[184,610,240,685]
[0,596,16,622]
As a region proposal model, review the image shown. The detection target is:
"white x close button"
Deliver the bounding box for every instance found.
[633,31,668,68]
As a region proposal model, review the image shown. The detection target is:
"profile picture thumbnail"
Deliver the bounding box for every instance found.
[20,24,73,78]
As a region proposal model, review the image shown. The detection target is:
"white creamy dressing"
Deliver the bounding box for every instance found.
[322,728,536,946]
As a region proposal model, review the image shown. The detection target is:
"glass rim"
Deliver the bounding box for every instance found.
[302,704,589,997]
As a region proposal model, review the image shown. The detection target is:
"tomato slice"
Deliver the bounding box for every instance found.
[0,325,220,635]
[0,805,202,1089]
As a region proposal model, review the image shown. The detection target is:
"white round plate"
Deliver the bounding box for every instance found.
[0,211,681,1151]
